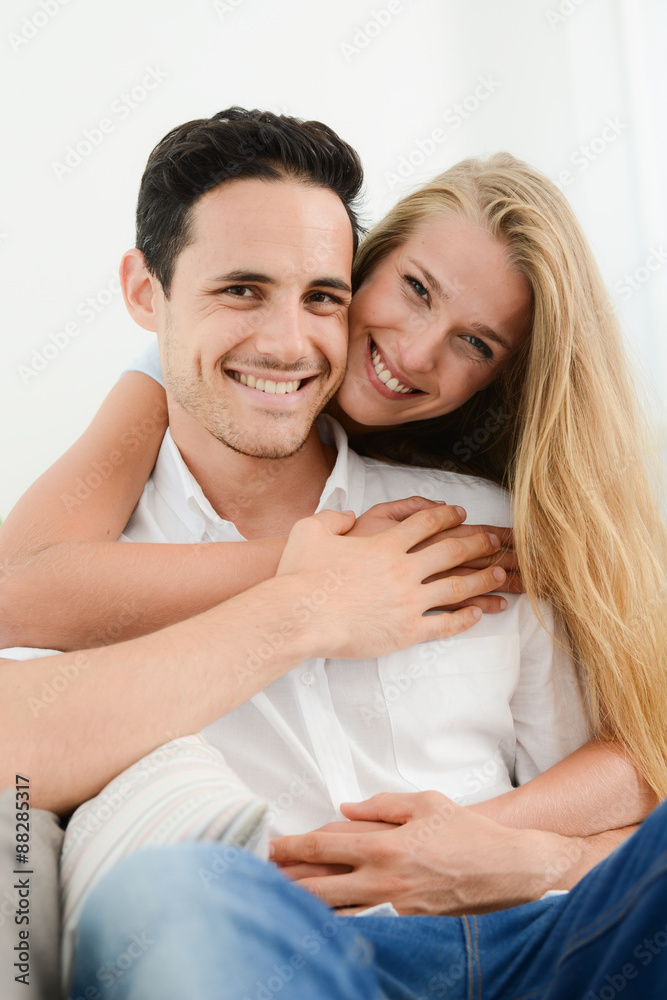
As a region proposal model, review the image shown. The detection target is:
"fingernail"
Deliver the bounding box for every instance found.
[489,533,500,547]
[493,567,505,582]
[455,506,466,518]
[471,607,482,620]
[499,598,508,609]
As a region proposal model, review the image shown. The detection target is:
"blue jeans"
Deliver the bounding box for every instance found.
[69,800,667,1000]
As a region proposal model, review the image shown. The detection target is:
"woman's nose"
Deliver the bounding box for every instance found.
[396,322,444,374]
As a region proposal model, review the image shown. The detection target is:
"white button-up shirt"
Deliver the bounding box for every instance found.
[120,416,590,835]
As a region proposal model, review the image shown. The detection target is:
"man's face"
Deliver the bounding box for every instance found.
[154,177,353,460]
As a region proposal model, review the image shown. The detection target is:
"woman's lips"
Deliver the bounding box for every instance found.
[365,337,425,400]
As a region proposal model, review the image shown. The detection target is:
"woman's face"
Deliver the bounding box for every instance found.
[336,213,533,430]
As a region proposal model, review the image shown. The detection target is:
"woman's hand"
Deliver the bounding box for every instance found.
[349,496,522,612]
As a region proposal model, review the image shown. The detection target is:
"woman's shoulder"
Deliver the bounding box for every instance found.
[359,455,513,525]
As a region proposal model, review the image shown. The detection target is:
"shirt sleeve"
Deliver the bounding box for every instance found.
[121,340,164,388]
[510,598,593,785]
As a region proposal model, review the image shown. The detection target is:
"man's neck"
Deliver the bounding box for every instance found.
[168,410,337,540]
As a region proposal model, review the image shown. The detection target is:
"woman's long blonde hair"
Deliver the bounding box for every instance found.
[352,153,667,798]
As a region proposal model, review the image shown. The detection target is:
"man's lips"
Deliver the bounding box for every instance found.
[224,366,321,402]
[366,338,425,399]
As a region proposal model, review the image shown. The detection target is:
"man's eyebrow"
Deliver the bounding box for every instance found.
[210,270,277,285]
[407,257,512,353]
[308,277,352,294]
[209,271,352,295]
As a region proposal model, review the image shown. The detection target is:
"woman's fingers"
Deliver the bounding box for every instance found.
[417,531,505,580]
[452,548,518,572]
[392,504,469,551]
[444,594,508,614]
[424,565,507,610]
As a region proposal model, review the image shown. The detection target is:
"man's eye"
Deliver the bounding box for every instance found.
[224,286,254,297]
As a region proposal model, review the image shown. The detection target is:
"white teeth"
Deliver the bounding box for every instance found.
[371,343,415,395]
[229,371,302,395]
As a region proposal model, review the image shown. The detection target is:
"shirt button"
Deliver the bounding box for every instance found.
[301,672,315,686]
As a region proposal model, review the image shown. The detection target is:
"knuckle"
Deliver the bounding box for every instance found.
[419,509,443,533]
[446,575,467,601]
[445,538,466,563]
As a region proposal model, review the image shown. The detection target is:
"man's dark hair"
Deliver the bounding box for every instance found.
[136,106,365,296]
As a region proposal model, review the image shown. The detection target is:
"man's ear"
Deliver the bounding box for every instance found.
[120,249,162,331]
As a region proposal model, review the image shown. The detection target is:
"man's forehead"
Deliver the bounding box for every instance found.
[192,178,353,248]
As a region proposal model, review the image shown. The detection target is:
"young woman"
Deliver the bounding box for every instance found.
[2,151,665,815]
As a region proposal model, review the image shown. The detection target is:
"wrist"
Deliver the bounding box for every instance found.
[514,827,587,899]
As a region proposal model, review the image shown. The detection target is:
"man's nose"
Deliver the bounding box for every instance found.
[252,299,311,366]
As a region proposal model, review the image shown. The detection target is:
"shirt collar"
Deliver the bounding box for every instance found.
[151,415,367,541]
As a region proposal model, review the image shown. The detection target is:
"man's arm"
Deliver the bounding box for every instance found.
[0,506,506,815]
[269,791,639,915]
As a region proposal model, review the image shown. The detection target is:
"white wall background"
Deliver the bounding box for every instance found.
[1,0,665,517]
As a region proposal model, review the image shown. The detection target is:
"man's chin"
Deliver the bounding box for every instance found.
[210,429,311,461]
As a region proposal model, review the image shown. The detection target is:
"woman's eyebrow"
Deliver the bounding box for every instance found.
[469,322,512,353]
[407,257,458,301]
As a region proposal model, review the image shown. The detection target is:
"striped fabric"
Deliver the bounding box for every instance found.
[60,735,267,990]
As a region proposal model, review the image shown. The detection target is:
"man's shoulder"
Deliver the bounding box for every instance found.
[357,453,512,524]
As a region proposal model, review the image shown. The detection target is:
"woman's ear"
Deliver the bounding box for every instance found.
[120,249,161,331]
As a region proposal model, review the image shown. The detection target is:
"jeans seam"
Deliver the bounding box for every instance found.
[473,915,482,1000]
[462,916,475,1000]
[559,850,667,958]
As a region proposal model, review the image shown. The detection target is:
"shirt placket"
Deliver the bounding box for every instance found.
[295,657,362,816]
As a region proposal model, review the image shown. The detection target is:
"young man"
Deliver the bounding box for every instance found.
[2,109,663,999]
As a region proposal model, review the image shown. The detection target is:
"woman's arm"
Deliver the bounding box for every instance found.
[469,738,658,836]
[0,373,286,649]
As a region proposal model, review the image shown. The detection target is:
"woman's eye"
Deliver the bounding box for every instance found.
[463,335,493,360]
[404,275,429,300]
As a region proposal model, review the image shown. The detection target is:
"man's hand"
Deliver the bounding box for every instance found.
[350,497,522,612]
[269,791,579,916]
[276,507,507,660]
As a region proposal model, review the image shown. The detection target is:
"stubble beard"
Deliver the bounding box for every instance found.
[162,342,342,460]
